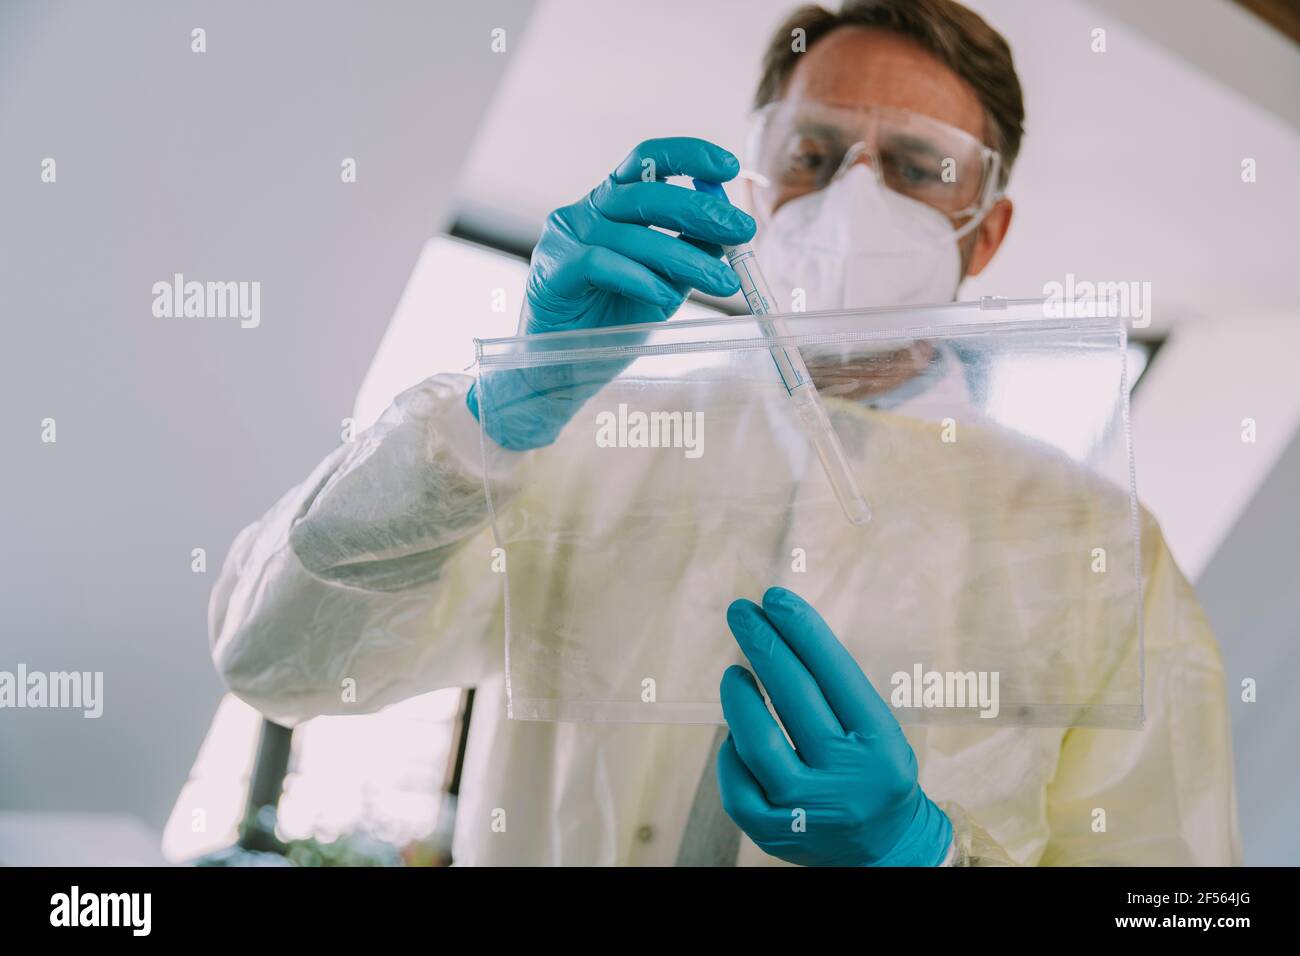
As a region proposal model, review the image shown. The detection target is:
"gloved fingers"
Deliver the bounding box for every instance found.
[726,599,843,766]
[719,665,805,798]
[760,587,896,738]
[717,733,785,834]
[548,244,681,311]
[678,234,726,261]
[588,220,739,298]
[594,180,755,247]
[610,136,740,186]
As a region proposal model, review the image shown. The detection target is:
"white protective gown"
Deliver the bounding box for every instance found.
[209,361,1241,866]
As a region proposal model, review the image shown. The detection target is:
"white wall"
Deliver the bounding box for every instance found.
[1131,315,1300,582]
[0,0,533,831]
[1197,424,1300,865]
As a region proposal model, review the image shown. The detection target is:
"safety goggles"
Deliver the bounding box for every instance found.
[747,99,1004,242]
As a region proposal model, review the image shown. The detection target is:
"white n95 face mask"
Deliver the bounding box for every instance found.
[752,164,962,313]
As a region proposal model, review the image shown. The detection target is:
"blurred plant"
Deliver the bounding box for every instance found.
[283,831,402,868]
[192,803,407,867]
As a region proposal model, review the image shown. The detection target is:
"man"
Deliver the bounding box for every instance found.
[210,0,1239,865]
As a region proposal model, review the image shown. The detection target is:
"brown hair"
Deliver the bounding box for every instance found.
[754,0,1025,186]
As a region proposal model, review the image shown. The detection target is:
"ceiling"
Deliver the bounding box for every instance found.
[455,0,1300,333]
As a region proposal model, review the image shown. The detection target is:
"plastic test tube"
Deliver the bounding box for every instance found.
[692,179,870,526]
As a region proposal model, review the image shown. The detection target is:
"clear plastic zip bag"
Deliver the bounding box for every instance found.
[473,298,1143,728]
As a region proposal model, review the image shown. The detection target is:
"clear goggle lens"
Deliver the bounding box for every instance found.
[748,100,1003,242]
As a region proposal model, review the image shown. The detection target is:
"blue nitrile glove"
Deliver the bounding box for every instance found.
[466,137,755,450]
[718,587,953,867]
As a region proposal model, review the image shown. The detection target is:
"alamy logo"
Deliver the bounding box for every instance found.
[594,403,704,459]
[50,886,151,936]
[890,664,999,718]
[1042,273,1151,328]
[152,273,260,328]
[0,665,103,718]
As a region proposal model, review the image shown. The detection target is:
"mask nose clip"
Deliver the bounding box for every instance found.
[833,141,884,188]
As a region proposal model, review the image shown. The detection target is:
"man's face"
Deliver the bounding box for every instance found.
[771,26,1012,279]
